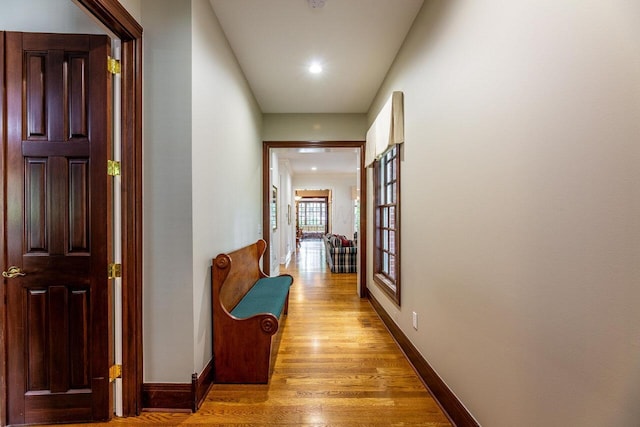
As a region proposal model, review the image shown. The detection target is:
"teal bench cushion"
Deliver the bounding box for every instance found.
[230,276,293,319]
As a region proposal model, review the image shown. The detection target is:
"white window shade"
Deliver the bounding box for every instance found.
[365,91,404,167]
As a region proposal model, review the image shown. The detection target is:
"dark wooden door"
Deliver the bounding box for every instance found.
[4,32,111,425]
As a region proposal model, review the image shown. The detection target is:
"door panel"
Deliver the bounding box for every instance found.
[25,158,48,252]
[5,32,111,425]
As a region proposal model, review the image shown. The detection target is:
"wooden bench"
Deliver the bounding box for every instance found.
[211,239,293,383]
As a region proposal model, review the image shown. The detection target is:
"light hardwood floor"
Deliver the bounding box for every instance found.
[46,240,451,426]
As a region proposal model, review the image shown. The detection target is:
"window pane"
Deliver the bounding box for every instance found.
[382,207,388,227]
[389,206,395,228]
[383,229,388,249]
[392,156,397,181]
[389,230,395,250]
[389,254,396,279]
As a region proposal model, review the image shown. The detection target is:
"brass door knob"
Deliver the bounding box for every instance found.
[2,266,26,278]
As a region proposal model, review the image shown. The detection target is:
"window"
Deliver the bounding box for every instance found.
[374,145,400,304]
[297,199,328,237]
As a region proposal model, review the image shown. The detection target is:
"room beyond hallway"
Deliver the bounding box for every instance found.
[42,241,450,426]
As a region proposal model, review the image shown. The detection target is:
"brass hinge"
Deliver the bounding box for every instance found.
[107,56,121,74]
[107,160,121,176]
[108,263,122,279]
[109,364,122,382]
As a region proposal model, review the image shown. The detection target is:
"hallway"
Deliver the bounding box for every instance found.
[48,240,451,426]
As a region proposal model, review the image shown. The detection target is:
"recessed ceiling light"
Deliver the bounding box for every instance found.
[307,0,326,8]
[299,148,326,154]
[309,62,323,74]
[311,167,318,171]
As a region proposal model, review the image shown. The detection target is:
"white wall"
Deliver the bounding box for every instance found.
[367,1,640,426]
[118,0,142,22]
[191,0,263,373]
[294,174,357,238]
[263,113,366,141]
[142,0,194,383]
[142,0,263,382]
[0,0,105,33]
[278,160,294,265]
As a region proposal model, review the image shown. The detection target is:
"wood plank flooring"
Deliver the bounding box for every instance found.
[42,240,451,426]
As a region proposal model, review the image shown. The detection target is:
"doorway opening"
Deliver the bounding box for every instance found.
[262,141,367,298]
[296,193,329,238]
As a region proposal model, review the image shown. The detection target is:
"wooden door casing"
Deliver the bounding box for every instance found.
[5,32,111,425]
[73,0,145,416]
[0,29,6,427]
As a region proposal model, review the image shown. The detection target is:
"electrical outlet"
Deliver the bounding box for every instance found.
[412,311,418,330]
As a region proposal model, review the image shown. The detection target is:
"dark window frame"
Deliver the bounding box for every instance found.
[373,145,401,305]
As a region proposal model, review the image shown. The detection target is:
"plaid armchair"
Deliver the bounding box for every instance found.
[323,234,357,273]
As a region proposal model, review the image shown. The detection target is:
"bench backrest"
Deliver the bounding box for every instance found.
[213,239,268,312]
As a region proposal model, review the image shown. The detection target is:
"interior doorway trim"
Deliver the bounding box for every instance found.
[262,141,367,298]
[74,0,144,417]
[0,1,143,423]
[0,30,6,426]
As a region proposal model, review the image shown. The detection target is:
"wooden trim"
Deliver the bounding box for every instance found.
[0,30,6,427]
[193,359,214,412]
[368,293,479,427]
[73,0,144,417]
[262,143,271,274]
[74,0,143,39]
[141,383,193,412]
[141,359,214,413]
[119,34,144,419]
[358,147,368,298]
[262,141,368,297]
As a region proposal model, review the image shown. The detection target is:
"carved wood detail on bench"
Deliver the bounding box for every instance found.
[211,239,293,384]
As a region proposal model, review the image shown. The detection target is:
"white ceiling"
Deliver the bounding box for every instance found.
[209,0,424,114]
[275,147,360,175]
[209,0,423,174]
